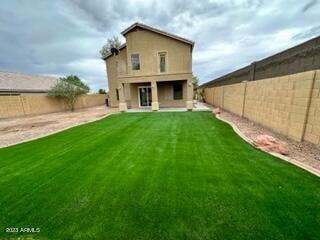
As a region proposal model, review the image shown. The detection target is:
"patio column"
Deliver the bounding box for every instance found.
[186,78,193,110]
[118,82,127,112]
[151,81,159,111]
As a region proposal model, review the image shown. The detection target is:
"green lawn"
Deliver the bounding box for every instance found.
[0,112,319,239]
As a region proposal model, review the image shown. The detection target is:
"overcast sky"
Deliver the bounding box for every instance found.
[0,0,319,92]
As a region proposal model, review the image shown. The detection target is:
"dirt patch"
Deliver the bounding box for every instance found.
[0,106,118,148]
[95,114,107,118]
[0,121,58,132]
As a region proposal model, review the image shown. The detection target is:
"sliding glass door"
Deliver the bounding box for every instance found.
[138,86,151,107]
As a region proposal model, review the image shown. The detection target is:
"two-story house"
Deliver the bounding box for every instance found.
[103,23,194,111]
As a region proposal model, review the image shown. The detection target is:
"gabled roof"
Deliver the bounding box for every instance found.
[103,22,194,60]
[0,70,58,93]
[121,22,194,48]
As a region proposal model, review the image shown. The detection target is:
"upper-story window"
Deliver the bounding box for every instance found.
[131,54,140,70]
[159,52,166,73]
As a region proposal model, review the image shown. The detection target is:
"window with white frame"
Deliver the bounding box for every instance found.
[159,52,166,73]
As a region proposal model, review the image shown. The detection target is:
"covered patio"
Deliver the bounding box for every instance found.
[126,101,211,112]
[117,77,194,111]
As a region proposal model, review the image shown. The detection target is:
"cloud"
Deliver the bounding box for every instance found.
[292,25,320,41]
[302,0,318,12]
[0,0,319,91]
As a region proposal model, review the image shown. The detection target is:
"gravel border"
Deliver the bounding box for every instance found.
[215,109,320,176]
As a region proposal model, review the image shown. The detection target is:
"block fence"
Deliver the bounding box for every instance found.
[204,70,320,147]
[201,36,320,88]
[0,94,106,118]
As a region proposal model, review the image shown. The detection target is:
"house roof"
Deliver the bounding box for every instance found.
[0,70,59,93]
[102,43,126,60]
[121,22,195,47]
[103,22,194,60]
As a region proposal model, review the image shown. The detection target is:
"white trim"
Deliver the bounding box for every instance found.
[157,51,168,74]
[138,86,151,108]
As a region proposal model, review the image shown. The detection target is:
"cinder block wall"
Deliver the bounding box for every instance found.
[0,96,25,117]
[223,83,246,116]
[21,95,67,115]
[213,86,223,107]
[0,94,106,118]
[204,88,214,105]
[204,70,320,146]
[304,72,320,144]
[201,36,320,88]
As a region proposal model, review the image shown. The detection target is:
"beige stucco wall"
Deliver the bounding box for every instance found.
[105,57,119,107]
[0,94,106,119]
[157,81,187,108]
[117,48,127,76]
[105,27,193,109]
[127,82,151,108]
[204,70,320,146]
[124,81,187,108]
[124,29,192,77]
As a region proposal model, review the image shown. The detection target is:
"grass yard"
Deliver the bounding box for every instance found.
[0,112,319,239]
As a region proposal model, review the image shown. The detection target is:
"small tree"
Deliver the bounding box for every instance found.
[192,75,199,88]
[98,89,106,94]
[100,36,122,58]
[48,75,90,111]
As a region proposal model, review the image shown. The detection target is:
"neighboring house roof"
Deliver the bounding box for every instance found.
[0,71,58,93]
[103,22,194,60]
